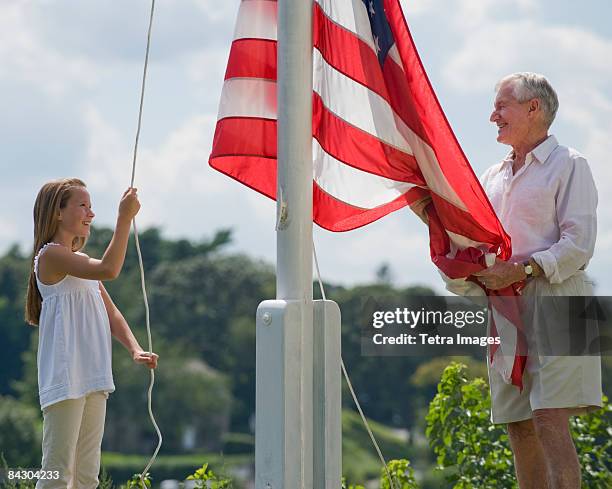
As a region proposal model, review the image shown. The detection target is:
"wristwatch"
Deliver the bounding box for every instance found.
[523,260,533,278]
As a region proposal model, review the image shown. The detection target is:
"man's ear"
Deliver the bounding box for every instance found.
[528,98,540,114]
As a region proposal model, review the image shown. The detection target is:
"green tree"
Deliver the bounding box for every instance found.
[0,395,42,467]
[104,340,232,454]
[144,253,273,432]
[332,283,440,428]
[375,263,394,285]
[0,246,32,396]
[11,334,39,409]
[83,227,233,327]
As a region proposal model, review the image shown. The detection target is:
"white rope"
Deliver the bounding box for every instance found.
[313,240,398,489]
[127,1,162,486]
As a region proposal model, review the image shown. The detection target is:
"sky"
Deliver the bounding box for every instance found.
[1,0,611,295]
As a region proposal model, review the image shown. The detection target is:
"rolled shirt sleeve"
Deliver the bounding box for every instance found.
[531,156,597,284]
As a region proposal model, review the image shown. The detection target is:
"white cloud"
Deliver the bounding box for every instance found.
[0,216,18,240]
[191,0,240,23]
[81,105,130,192]
[0,3,100,97]
[444,21,612,92]
[402,0,537,23]
[186,47,231,106]
[399,0,438,16]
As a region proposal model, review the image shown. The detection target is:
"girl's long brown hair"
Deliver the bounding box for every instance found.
[25,178,88,326]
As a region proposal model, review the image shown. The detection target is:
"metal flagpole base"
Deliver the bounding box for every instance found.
[255,299,341,489]
[255,300,313,489]
[313,299,342,489]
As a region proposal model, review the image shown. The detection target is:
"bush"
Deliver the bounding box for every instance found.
[342,459,417,489]
[186,462,232,488]
[426,362,612,489]
[571,396,612,488]
[100,452,250,488]
[380,459,418,489]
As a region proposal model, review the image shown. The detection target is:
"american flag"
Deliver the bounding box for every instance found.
[209,0,526,388]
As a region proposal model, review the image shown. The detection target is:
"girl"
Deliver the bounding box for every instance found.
[25,178,159,489]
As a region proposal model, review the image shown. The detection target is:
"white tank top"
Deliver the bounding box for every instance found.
[34,242,115,410]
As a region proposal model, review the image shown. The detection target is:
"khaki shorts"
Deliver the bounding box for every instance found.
[488,271,603,424]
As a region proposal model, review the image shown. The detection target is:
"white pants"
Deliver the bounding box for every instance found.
[36,391,108,489]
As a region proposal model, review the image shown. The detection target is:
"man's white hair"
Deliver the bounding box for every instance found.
[496,72,559,128]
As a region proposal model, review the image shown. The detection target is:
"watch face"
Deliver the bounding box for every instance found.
[525,264,533,275]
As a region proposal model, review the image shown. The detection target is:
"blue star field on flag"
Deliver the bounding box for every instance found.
[361,0,395,65]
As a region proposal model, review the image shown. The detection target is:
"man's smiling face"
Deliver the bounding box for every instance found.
[490,81,533,147]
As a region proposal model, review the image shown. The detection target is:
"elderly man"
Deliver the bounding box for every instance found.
[472,72,603,489]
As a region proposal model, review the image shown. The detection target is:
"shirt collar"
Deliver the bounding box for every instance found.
[502,135,559,166]
[531,135,558,164]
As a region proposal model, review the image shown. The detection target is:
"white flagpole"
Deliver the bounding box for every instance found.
[255,0,314,488]
[276,0,313,300]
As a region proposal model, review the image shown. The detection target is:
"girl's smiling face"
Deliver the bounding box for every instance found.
[58,186,95,238]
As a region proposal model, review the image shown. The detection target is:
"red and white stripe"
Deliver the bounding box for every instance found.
[210,0,525,388]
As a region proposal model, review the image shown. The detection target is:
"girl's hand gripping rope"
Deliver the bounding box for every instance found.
[132,350,159,369]
[118,187,141,221]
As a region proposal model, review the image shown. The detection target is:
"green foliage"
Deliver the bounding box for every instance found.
[410,357,487,390]
[0,453,36,489]
[426,362,612,489]
[10,335,39,408]
[137,243,274,434]
[341,476,365,489]
[0,246,32,395]
[186,462,232,488]
[341,409,411,483]
[0,396,41,467]
[100,452,251,486]
[104,341,232,454]
[121,472,151,489]
[220,432,255,455]
[571,395,612,488]
[426,362,517,488]
[99,466,115,489]
[342,459,418,489]
[333,283,439,428]
[380,459,419,489]
[409,356,488,434]
[0,477,36,489]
